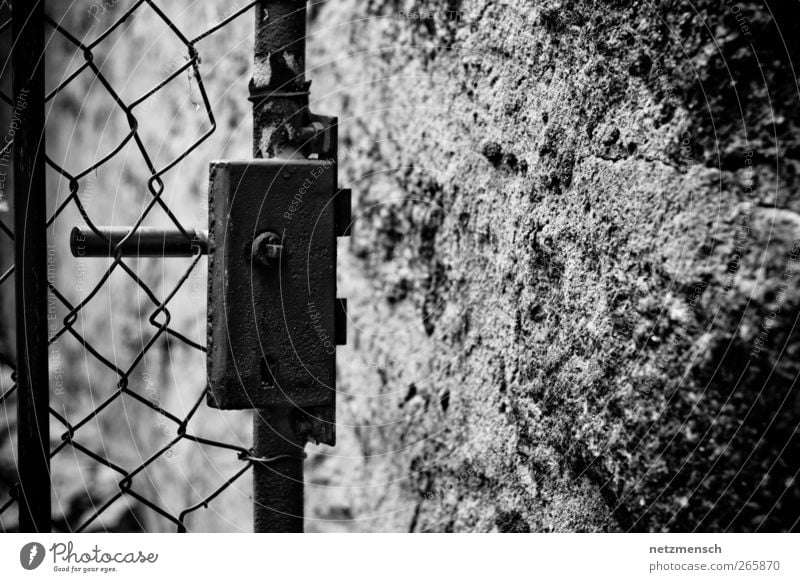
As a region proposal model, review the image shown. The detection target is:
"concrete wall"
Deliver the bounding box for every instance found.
[303,0,800,531]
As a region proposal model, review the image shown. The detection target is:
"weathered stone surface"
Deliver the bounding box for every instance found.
[304,0,800,531]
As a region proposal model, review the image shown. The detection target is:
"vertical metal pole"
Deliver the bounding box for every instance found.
[252,0,309,159]
[251,0,308,533]
[12,0,50,533]
[253,410,305,532]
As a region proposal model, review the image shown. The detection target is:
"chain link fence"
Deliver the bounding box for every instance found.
[0,0,266,532]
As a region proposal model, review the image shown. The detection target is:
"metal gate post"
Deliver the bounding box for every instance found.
[12,0,51,533]
[252,409,305,532]
[251,0,310,534]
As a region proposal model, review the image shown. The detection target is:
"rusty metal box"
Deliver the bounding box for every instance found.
[207,159,339,409]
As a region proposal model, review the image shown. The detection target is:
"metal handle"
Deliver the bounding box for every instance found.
[70,226,209,258]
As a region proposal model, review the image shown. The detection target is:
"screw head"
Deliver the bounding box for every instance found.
[252,232,283,267]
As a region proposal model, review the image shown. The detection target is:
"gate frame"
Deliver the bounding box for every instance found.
[13,0,51,534]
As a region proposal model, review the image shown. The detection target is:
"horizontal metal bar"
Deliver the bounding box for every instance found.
[70,226,209,258]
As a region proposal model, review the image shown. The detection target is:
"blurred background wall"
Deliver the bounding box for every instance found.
[2,0,799,532]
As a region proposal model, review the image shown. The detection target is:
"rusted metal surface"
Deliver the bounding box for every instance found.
[251,0,309,158]
[69,226,208,258]
[251,409,305,532]
[13,0,51,533]
[206,159,338,411]
[237,0,350,532]
[249,0,311,534]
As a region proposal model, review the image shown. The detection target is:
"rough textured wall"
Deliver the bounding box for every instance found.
[305,0,800,531]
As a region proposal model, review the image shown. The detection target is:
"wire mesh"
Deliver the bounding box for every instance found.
[0,0,261,532]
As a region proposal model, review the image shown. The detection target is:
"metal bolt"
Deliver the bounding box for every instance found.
[252,231,283,267]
